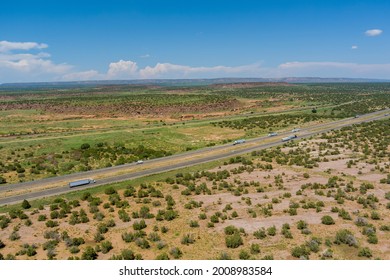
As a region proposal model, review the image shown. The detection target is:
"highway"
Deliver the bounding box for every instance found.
[0,108,389,206]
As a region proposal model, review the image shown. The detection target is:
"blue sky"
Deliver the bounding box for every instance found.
[0,0,389,82]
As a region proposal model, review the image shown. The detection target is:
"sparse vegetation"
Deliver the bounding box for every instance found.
[0,83,389,260]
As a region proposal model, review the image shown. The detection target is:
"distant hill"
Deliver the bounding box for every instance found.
[1,77,390,89]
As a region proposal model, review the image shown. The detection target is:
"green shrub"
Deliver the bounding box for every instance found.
[50,211,59,219]
[262,255,274,260]
[0,215,11,229]
[210,215,219,223]
[225,233,243,248]
[94,232,105,243]
[267,226,277,236]
[181,234,195,245]
[358,247,372,258]
[69,246,80,254]
[133,219,147,230]
[297,220,307,230]
[239,250,251,260]
[97,223,108,234]
[218,252,232,260]
[321,249,333,259]
[101,241,113,254]
[80,143,90,150]
[189,220,199,228]
[371,211,380,220]
[42,240,59,251]
[198,213,207,220]
[289,208,297,216]
[135,238,150,249]
[104,187,117,195]
[156,241,166,250]
[164,210,178,221]
[81,246,98,260]
[148,232,161,242]
[121,249,136,260]
[379,225,390,231]
[367,234,378,244]
[24,219,32,226]
[338,209,351,220]
[21,199,31,209]
[45,220,59,228]
[156,253,170,260]
[0,176,7,184]
[306,238,321,253]
[106,219,116,227]
[224,226,239,235]
[121,232,134,243]
[291,245,310,259]
[334,229,358,247]
[281,224,292,238]
[355,217,367,227]
[250,243,261,254]
[26,245,37,257]
[321,215,335,225]
[123,188,135,197]
[169,247,182,259]
[253,228,267,239]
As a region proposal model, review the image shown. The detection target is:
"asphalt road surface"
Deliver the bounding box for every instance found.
[0,108,389,206]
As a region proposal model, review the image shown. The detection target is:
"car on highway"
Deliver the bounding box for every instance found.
[291,128,300,133]
[268,132,278,137]
[136,160,144,164]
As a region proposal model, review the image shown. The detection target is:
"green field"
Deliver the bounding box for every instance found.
[1,83,390,184]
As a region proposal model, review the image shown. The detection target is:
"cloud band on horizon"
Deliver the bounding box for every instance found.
[1,40,390,83]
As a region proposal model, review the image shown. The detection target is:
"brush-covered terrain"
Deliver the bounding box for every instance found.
[0,113,389,260]
[1,83,389,184]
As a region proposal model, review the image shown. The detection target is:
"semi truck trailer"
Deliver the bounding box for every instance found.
[69,179,96,188]
[233,139,246,145]
[281,135,297,142]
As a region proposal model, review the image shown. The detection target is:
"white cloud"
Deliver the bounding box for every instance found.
[107,60,138,78]
[140,54,151,58]
[365,29,383,37]
[0,40,72,82]
[0,40,48,52]
[2,39,390,82]
[60,61,264,81]
[139,62,263,78]
[0,52,71,73]
[279,61,350,69]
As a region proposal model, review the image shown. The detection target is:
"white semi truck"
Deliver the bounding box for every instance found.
[233,139,246,145]
[281,135,297,142]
